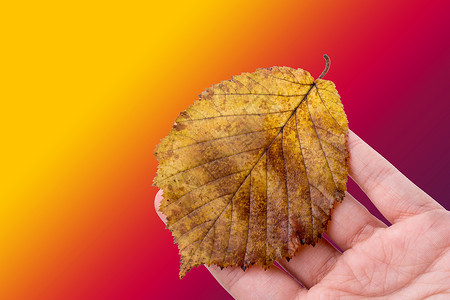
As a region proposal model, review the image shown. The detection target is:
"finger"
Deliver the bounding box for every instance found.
[154,191,305,300]
[326,192,387,251]
[207,265,306,300]
[277,238,340,289]
[154,189,166,222]
[348,130,443,224]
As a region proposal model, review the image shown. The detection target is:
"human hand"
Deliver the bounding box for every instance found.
[155,131,450,299]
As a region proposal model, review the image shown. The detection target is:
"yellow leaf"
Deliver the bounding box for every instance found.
[154,56,349,278]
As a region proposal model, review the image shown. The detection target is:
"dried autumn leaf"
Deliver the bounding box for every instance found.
[154,56,349,278]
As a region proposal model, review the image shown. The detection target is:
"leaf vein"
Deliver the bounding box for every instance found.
[178,220,215,251]
[281,129,290,253]
[157,128,282,154]
[294,110,314,241]
[167,169,251,208]
[310,184,334,203]
[213,93,307,97]
[319,136,345,153]
[158,147,264,183]
[305,97,339,190]
[171,193,234,229]
[243,172,252,265]
[315,85,345,133]
[176,110,293,123]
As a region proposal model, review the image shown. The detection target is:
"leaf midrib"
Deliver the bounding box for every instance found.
[180,82,317,274]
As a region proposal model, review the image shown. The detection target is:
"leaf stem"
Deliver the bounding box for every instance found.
[318,54,330,79]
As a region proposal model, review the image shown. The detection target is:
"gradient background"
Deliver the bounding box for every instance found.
[1,1,449,299]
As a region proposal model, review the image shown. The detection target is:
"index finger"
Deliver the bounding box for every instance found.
[347,130,443,224]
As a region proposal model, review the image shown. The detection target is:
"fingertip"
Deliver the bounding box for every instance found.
[154,189,167,224]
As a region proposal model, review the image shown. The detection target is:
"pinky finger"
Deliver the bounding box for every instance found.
[207,265,306,300]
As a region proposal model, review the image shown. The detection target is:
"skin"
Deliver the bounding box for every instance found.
[155,131,450,299]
